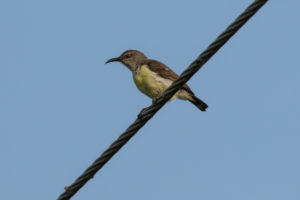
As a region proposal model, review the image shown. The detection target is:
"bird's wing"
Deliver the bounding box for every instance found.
[145,59,194,95]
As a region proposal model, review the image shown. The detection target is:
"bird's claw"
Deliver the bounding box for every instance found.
[152,95,162,104]
[152,98,157,104]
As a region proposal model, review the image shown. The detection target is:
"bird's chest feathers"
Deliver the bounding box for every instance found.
[133,65,170,98]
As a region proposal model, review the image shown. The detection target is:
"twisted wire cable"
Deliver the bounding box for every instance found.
[58,1,267,199]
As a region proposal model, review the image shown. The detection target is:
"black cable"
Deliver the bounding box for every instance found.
[58,1,268,199]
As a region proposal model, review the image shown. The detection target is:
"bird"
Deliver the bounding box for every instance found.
[105,50,208,111]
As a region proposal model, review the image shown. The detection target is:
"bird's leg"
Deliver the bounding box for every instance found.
[152,97,158,104]
[138,95,165,120]
[152,94,165,104]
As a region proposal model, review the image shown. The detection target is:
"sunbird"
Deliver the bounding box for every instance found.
[106,50,208,111]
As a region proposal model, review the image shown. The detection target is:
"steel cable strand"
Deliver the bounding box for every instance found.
[58,1,267,199]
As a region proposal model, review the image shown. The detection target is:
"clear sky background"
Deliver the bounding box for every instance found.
[1,1,299,200]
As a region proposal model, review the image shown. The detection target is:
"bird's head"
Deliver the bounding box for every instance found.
[105,50,147,71]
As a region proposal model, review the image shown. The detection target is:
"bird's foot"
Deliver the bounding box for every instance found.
[152,95,163,104]
[152,98,157,104]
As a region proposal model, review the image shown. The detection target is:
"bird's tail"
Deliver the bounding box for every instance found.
[188,95,208,112]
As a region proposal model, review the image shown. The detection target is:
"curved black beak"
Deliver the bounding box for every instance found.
[105,57,121,64]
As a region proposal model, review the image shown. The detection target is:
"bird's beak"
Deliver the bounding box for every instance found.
[105,56,121,64]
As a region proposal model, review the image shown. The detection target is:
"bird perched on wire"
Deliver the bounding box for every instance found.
[106,50,208,111]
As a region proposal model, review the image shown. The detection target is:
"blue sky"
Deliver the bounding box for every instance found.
[1,1,300,200]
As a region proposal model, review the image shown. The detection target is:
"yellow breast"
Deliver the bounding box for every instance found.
[133,64,167,98]
[133,64,191,100]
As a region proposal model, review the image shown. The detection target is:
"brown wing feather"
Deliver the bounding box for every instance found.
[145,59,194,95]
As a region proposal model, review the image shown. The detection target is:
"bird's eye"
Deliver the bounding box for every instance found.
[125,54,131,58]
